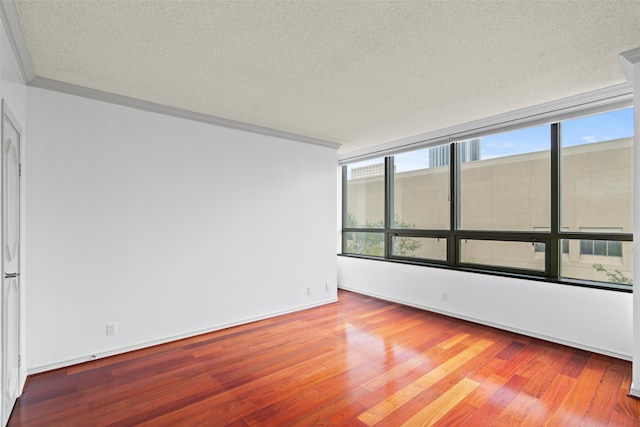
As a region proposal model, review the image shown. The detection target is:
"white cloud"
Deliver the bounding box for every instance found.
[580,135,602,143]
[485,142,515,148]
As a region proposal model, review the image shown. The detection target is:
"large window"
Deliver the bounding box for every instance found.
[459,240,546,272]
[341,107,634,290]
[558,110,634,285]
[560,110,633,234]
[393,146,449,230]
[343,158,385,256]
[459,127,550,231]
[344,159,385,228]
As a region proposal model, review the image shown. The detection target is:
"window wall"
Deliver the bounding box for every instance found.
[341,107,634,290]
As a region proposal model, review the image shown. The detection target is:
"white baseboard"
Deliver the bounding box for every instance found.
[338,286,631,361]
[28,297,338,375]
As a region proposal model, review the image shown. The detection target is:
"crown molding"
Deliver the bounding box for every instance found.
[0,0,35,83]
[1,0,339,150]
[29,77,341,150]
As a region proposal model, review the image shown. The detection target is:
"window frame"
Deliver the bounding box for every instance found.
[579,239,623,257]
[341,110,633,292]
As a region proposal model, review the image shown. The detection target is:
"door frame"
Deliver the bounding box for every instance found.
[1,99,22,426]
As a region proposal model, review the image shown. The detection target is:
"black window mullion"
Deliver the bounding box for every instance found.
[549,123,560,278]
[341,165,348,254]
[385,156,393,259]
[449,142,458,268]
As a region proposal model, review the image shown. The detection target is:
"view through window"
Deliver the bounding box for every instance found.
[344,160,385,257]
[342,107,634,289]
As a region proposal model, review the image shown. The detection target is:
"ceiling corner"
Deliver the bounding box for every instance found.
[619,47,640,86]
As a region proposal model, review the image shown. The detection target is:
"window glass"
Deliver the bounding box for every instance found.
[560,108,633,234]
[460,239,545,271]
[391,236,446,261]
[561,239,632,285]
[345,158,385,228]
[459,127,550,231]
[608,241,623,257]
[579,240,622,257]
[393,146,449,229]
[343,232,385,257]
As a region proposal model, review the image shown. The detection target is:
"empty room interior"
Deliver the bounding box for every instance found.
[1,0,640,425]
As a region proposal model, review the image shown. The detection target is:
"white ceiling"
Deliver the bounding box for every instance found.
[14,0,640,154]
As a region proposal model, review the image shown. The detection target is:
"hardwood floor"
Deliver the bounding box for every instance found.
[8,290,640,426]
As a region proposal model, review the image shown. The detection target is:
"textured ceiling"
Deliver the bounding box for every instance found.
[15,0,640,154]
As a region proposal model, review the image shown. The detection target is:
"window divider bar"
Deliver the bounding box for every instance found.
[550,123,560,277]
[558,232,633,241]
[341,165,348,254]
[385,157,394,258]
[449,143,459,267]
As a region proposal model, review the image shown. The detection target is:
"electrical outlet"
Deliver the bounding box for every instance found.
[307,286,312,295]
[106,322,117,336]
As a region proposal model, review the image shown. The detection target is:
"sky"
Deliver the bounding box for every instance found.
[482,107,634,159]
[349,107,634,175]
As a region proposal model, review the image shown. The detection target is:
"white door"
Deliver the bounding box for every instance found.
[1,100,20,426]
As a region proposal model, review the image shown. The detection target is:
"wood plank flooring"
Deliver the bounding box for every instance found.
[8,290,640,426]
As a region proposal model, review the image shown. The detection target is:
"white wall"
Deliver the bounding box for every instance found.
[0,15,27,402]
[626,50,640,395]
[339,254,632,359]
[25,87,338,372]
